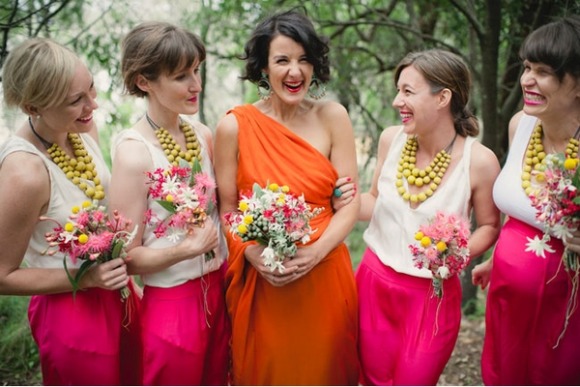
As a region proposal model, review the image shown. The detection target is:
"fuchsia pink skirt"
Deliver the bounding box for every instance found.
[482,217,580,385]
[141,263,230,386]
[28,287,128,386]
[356,248,461,386]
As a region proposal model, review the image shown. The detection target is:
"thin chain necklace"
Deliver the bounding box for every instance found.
[395,133,458,203]
[28,117,105,200]
[145,113,202,166]
[521,121,580,196]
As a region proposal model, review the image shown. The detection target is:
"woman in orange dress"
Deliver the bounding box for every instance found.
[214,9,360,385]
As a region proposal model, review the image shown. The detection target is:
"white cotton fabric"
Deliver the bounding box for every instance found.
[112,122,226,288]
[493,113,542,230]
[0,134,110,269]
[363,126,474,278]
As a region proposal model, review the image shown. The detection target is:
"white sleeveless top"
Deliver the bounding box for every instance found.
[363,127,475,278]
[0,134,110,269]
[112,123,226,288]
[493,113,542,229]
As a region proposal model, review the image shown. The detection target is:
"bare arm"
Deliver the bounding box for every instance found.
[109,137,217,275]
[0,152,127,295]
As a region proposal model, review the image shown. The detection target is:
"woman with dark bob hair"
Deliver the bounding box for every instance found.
[473,15,580,385]
[214,9,360,385]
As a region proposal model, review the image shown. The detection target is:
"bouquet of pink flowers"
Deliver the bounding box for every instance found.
[224,182,323,273]
[526,153,580,346]
[42,200,137,299]
[409,211,471,298]
[146,159,216,260]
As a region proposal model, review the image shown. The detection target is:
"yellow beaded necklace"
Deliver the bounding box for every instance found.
[28,118,105,200]
[395,133,457,203]
[146,113,202,166]
[521,121,580,196]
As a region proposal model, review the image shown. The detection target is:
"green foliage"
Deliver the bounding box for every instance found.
[0,296,41,385]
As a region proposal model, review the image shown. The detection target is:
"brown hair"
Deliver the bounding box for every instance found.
[121,21,206,98]
[394,49,479,137]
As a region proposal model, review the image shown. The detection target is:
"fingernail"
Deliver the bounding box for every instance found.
[347,177,352,182]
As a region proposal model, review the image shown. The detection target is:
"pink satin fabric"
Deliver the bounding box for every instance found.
[482,217,580,385]
[140,263,230,386]
[356,248,461,386]
[28,288,125,386]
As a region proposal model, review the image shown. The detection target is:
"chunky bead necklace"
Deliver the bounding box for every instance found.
[395,133,457,203]
[28,117,105,200]
[146,113,202,166]
[521,121,580,196]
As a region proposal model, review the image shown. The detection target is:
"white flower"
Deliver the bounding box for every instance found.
[166,228,185,244]
[261,246,285,273]
[525,235,555,258]
[437,266,450,279]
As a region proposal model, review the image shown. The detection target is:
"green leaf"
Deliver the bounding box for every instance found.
[156,200,177,213]
[111,239,124,259]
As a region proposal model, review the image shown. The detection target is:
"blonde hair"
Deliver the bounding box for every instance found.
[3,38,79,112]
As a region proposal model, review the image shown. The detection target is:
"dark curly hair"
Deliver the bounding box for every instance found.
[240,9,330,85]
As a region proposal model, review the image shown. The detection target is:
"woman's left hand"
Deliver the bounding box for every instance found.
[332,176,357,212]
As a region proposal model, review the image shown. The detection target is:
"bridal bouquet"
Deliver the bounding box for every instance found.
[224,182,323,273]
[146,159,216,260]
[42,200,137,299]
[409,211,471,298]
[526,153,580,346]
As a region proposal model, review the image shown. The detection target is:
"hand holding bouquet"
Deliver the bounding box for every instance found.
[42,200,137,299]
[525,153,580,346]
[409,211,471,297]
[225,182,323,273]
[146,159,216,260]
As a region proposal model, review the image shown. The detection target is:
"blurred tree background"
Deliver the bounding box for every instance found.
[1,0,578,384]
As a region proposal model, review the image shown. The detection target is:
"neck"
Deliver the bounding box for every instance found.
[28,116,68,150]
[415,128,458,158]
[146,109,181,133]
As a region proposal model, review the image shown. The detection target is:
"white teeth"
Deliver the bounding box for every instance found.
[525,93,544,101]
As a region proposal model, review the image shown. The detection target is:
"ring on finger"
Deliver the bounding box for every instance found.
[333,188,343,198]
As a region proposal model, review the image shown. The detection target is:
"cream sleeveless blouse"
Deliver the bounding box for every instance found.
[493,113,542,229]
[0,134,110,269]
[363,127,475,278]
[112,122,226,288]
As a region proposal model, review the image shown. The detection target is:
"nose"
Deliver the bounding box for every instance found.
[392,92,404,108]
[520,69,535,88]
[88,92,99,111]
[190,71,203,92]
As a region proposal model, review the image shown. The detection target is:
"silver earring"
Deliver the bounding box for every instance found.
[257,72,272,100]
[308,76,327,100]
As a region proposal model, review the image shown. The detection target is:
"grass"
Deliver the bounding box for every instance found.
[0,296,41,385]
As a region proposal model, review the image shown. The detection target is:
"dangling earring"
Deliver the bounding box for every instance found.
[257,72,272,101]
[308,76,327,100]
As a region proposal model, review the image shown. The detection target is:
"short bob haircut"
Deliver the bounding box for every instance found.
[241,9,330,84]
[394,49,479,137]
[520,15,580,81]
[3,38,80,112]
[121,21,206,98]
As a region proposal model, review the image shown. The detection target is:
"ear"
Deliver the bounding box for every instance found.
[136,74,151,94]
[23,104,39,117]
[438,88,452,109]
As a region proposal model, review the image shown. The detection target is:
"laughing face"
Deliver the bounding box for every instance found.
[264,34,314,105]
[38,62,98,135]
[521,60,580,121]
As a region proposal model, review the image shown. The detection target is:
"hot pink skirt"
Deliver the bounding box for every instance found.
[482,217,580,385]
[356,248,461,386]
[141,263,230,386]
[28,287,125,385]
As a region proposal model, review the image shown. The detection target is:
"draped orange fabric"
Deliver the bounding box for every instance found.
[224,104,359,385]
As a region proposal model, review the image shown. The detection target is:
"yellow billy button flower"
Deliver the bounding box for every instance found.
[268,183,279,191]
[71,205,81,214]
[82,200,92,208]
[166,194,174,202]
[414,231,424,241]
[243,215,254,224]
[239,201,249,212]
[281,185,290,193]
[420,236,432,247]
[436,241,447,252]
[564,157,579,170]
[78,234,89,244]
[237,224,248,234]
[64,223,75,232]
